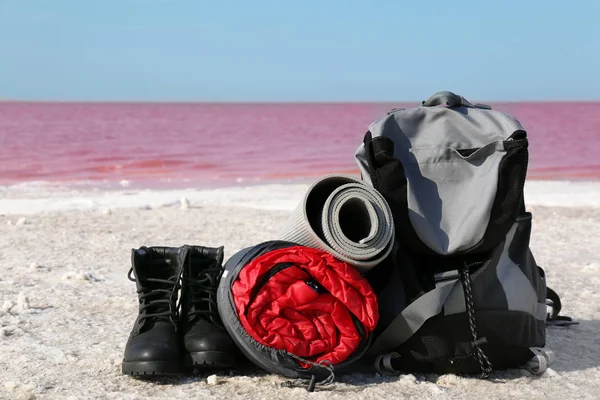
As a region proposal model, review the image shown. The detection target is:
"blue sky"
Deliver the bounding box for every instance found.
[0,0,599,102]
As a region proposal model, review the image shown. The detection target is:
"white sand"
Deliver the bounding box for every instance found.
[1,181,599,399]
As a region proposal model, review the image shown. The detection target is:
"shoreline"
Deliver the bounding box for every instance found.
[1,179,600,215]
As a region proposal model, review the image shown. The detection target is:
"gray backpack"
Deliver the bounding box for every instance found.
[355,91,576,376]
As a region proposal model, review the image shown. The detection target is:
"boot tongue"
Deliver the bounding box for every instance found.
[186,256,220,323]
[135,259,175,290]
[136,259,178,319]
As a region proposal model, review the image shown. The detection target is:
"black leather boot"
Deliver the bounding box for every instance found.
[179,245,238,369]
[122,247,183,377]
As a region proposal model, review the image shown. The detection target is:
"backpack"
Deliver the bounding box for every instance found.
[355,91,576,377]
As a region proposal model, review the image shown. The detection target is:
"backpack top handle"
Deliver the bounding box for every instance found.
[422,91,491,110]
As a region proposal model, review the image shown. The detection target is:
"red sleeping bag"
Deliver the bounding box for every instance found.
[232,246,379,366]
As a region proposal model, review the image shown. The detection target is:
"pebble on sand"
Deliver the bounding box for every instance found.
[2,300,15,313]
[3,380,18,391]
[62,270,99,282]
[29,262,50,272]
[180,197,190,209]
[207,375,218,386]
[543,368,559,378]
[1,326,16,337]
[17,292,30,311]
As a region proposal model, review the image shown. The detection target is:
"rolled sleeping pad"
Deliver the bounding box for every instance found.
[278,174,395,273]
[217,241,379,386]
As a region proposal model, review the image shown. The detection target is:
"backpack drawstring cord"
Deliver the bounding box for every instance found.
[461,261,493,378]
[282,353,335,392]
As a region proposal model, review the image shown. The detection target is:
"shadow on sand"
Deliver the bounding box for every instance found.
[125,319,596,392]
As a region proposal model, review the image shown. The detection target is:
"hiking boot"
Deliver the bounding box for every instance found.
[122,247,183,377]
[179,245,237,369]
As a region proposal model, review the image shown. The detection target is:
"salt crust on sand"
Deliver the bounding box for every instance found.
[1,180,599,215]
[0,181,599,399]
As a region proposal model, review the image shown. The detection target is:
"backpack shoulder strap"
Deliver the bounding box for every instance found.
[367,272,461,357]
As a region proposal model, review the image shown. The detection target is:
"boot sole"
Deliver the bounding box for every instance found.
[122,361,182,377]
[185,351,237,369]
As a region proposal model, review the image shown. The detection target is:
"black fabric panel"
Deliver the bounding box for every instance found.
[394,246,430,304]
[465,138,529,254]
[363,245,396,296]
[387,244,508,310]
[470,242,510,311]
[363,131,436,257]
[508,213,547,304]
[362,131,429,303]
[391,310,545,374]
[363,250,406,351]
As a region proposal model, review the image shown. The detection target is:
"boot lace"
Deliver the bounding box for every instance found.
[128,267,181,330]
[185,265,223,327]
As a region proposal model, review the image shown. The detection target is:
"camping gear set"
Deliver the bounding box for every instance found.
[122,91,576,391]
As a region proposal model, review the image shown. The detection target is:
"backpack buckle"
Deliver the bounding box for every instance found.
[434,270,460,287]
[472,336,488,346]
[374,352,402,376]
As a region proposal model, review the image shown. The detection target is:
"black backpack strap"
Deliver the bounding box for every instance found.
[546,286,579,327]
[367,275,461,357]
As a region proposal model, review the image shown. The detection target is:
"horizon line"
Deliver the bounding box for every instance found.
[2,98,599,105]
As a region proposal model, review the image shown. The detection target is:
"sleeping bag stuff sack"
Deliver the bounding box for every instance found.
[217,241,379,390]
[278,174,395,273]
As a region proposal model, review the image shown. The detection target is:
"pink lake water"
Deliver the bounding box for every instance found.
[0,102,598,189]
